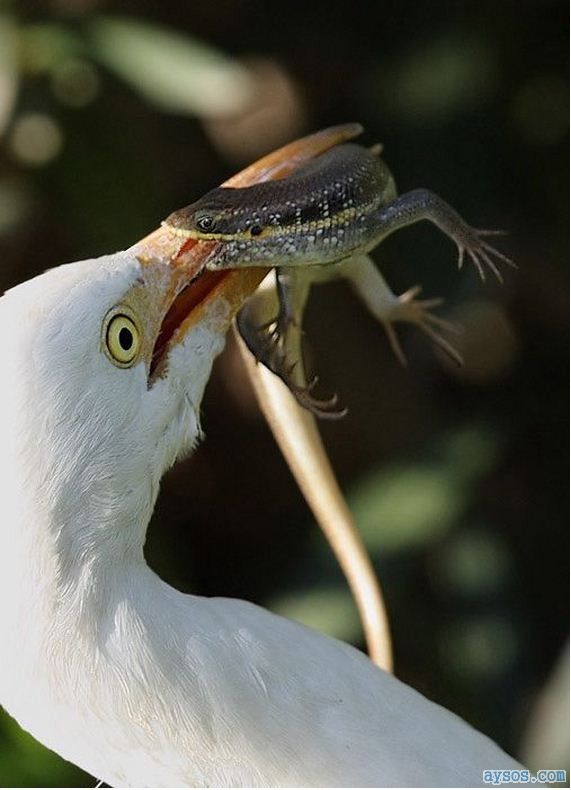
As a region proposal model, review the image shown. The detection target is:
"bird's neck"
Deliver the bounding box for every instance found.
[0,458,159,738]
[0,464,152,621]
[0,411,156,685]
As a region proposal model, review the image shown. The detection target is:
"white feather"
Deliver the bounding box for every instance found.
[0,251,523,786]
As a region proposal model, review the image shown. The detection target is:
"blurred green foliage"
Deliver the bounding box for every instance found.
[89,17,254,116]
[0,712,90,787]
[0,0,568,786]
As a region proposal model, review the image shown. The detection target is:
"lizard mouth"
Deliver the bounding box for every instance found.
[161,220,242,244]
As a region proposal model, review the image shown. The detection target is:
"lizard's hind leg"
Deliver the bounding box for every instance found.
[338,254,463,366]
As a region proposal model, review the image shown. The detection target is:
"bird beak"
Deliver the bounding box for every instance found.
[130,124,363,377]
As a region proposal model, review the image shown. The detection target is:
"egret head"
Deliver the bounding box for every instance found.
[0,247,261,557]
[0,124,349,566]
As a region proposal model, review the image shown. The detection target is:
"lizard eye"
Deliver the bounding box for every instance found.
[196,215,216,233]
[250,225,263,236]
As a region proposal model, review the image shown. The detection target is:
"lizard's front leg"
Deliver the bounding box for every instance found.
[369,189,515,282]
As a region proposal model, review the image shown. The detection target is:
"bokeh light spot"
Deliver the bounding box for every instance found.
[9,113,63,167]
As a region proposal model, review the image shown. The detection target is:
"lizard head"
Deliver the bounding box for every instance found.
[163,187,270,242]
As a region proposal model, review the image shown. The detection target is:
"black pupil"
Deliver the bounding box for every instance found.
[119,326,133,351]
[198,216,213,231]
[250,225,263,236]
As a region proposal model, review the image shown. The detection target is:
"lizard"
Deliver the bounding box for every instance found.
[163,125,514,416]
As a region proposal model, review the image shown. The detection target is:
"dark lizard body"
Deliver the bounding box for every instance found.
[165,140,511,281]
[164,132,514,416]
[166,143,397,268]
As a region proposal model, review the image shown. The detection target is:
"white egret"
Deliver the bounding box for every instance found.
[0,129,524,786]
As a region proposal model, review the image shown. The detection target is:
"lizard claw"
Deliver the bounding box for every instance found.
[286,378,348,420]
[237,310,347,419]
[269,342,348,420]
[455,228,517,284]
[383,285,463,367]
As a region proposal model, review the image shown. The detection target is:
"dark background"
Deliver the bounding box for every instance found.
[0,0,568,785]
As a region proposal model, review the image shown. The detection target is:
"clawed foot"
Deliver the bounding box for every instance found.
[382,286,463,367]
[282,364,348,420]
[239,313,347,419]
[455,228,516,283]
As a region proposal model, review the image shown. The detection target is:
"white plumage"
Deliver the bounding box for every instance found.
[0,248,523,786]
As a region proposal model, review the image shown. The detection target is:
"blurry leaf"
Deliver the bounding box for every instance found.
[380,36,496,122]
[439,615,519,681]
[88,17,254,116]
[431,530,512,597]
[348,426,499,553]
[0,709,91,787]
[439,426,499,484]
[50,58,100,107]
[0,177,33,234]
[20,22,86,74]
[0,14,18,136]
[350,464,462,552]
[270,586,362,644]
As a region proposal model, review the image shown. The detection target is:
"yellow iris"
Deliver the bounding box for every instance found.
[104,309,141,367]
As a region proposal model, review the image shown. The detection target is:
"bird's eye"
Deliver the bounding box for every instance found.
[196,215,216,233]
[103,309,141,367]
